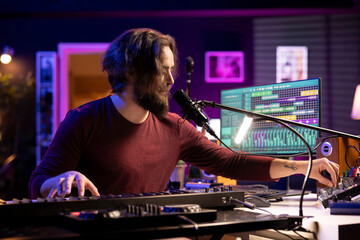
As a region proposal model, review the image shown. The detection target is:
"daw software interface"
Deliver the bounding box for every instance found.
[220,78,321,155]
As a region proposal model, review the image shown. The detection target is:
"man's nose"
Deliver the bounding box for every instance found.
[166,70,174,85]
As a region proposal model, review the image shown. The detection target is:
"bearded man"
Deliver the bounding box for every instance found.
[29,28,338,199]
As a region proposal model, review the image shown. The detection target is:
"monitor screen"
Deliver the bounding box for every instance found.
[220,78,321,155]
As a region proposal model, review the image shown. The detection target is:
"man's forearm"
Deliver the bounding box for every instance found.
[269,158,308,179]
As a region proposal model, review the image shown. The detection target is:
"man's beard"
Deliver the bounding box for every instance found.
[134,81,171,119]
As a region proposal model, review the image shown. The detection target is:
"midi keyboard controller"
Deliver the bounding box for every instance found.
[0,188,244,220]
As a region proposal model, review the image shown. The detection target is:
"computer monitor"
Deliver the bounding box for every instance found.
[196,118,221,141]
[220,78,321,155]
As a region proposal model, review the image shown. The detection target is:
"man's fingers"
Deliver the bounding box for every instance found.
[319,177,333,187]
[318,159,339,187]
[326,160,339,187]
[75,175,85,196]
[64,175,75,195]
[86,181,100,196]
[48,184,58,198]
[74,174,100,197]
[48,178,65,198]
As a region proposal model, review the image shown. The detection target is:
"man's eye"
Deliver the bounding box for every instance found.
[167,67,175,74]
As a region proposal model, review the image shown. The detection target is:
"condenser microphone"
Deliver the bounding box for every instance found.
[173,89,216,137]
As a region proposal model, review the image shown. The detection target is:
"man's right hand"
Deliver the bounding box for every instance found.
[41,171,100,198]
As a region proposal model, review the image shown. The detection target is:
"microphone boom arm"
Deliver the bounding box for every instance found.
[199,100,360,141]
[198,99,360,218]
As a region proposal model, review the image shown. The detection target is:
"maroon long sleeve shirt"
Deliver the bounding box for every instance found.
[29,96,275,198]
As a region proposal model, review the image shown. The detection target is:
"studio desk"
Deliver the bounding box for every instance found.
[0,188,301,240]
[232,191,360,240]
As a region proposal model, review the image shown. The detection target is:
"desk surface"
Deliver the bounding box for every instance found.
[0,210,293,239]
[1,193,359,239]
[239,193,360,240]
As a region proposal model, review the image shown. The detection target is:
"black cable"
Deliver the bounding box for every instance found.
[231,198,275,215]
[177,215,199,240]
[274,229,296,240]
[292,230,310,240]
[309,229,319,240]
[345,145,360,169]
[178,117,187,125]
[254,207,274,215]
[281,135,338,158]
[230,197,255,209]
[273,228,318,240]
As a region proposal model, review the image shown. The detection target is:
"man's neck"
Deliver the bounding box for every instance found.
[110,90,149,124]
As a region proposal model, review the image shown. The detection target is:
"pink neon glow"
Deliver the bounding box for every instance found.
[57,43,109,127]
[205,51,245,83]
[351,84,360,120]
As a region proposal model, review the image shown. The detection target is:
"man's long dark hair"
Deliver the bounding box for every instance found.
[102,28,178,94]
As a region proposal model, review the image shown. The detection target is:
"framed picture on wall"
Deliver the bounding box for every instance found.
[205,51,245,83]
[276,46,308,83]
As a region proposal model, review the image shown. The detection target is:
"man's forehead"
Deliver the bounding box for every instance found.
[160,47,174,64]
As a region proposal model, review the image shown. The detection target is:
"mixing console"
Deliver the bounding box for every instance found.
[318,177,360,214]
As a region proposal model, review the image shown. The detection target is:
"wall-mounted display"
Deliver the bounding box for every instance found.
[276,46,308,83]
[205,51,244,83]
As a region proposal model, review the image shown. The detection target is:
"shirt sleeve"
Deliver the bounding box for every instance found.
[28,109,85,198]
[177,117,275,181]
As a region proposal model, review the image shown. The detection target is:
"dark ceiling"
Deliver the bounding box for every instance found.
[1,0,359,15]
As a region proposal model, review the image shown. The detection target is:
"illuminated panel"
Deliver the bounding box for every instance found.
[220,78,321,155]
[205,51,245,83]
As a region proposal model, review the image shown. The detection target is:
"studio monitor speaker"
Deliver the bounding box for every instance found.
[316,137,360,177]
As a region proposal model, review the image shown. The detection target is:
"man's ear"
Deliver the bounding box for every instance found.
[125,71,135,84]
